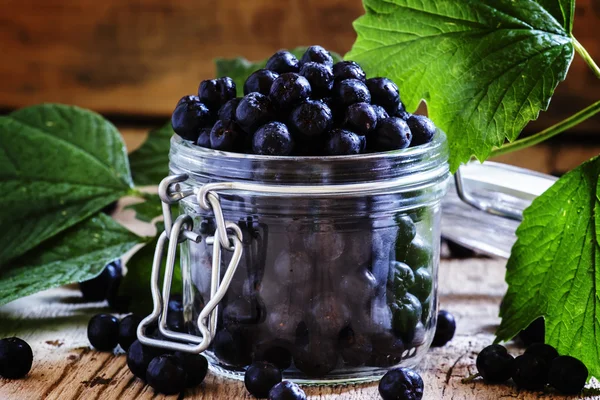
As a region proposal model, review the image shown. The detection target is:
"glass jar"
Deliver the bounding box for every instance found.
[148,132,449,384]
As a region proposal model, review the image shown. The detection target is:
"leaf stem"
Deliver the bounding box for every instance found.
[572,35,600,80]
[490,99,600,158]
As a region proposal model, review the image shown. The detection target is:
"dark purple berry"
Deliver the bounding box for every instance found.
[518,317,545,346]
[218,97,242,122]
[87,314,119,351]
[299,62,334,98]
[366,77,400,114]
[391,101,410,120]
[79,259,123,302]
[379,367,424,400]
[171,95,213,141]
[325,128,365,155]
[333,61,366,82]
[146,354,187,395]
[289,99,333,138]
[173,351,208,387]
[118,314,143,352]
[549,356,588,394]
[300,45,333,67]
[476,344,515,383]
[236,92,274,134]
[512,353,549,390]
[252,122,294,156]
[244,362,283,398]
[210,120,244,151]
[367,332,405,367]
[372,117,412,151]
[407,115,436,146]
[269,381,306,400]
[266,51,299,74]
[372,104,390,122]
[269,73,311,110]
[198,77,237,109]
[344,102,377,135]
[525,343,558,365]
[127,340,161,380]
[196,127,212,148]
[431,310,456,347]
[213,329,252,367]
[245,69,279,96]
[334,79,371,107]
[0,337,33,379]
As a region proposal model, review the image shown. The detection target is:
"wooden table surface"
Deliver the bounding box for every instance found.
[1,255,599,400]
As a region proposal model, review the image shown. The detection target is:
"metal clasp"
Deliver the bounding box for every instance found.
[137,174,244,354]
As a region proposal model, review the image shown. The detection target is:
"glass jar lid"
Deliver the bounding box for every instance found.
[441,162,557,258]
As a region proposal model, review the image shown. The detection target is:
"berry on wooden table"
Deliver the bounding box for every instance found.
[476,344,514,383]
[512,353,549,390]
[0,337,33,379]
[127,340,160,380]
[548,356,588,394]
[524,343,558,365]
[269,381,307,400]
[378,367,424,400]
[173,351,209,387]
[431,310,456,347]
[87,314,119,351]
[244,361,283,398]
[146,354,187,395]
[118,314,143,352]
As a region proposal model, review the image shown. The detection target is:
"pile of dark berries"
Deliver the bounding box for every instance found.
[0,337,33,379]
[171,45,438,156]
[474,340,588,395]
[379,367,424,400]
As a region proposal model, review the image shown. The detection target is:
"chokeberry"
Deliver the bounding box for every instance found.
[372,104,390,123]
[366,77,400,114]
[252,122,294,156]
[210,120,244,151]
[379,367,424,400]
[79,259,123,302]
[512,353,549,390]
[299,62,334,98]
[269,73,311,110]
[476,344,514,383]
[431,310,456,347]
[87,314,119,351]
[118,314,143,352]
[549,356,588,394]
[146,354,187,395]
[0,337,33,379]
[372,117,412,151]
[266,51,299,74]
[196,127,212,148]
[244,361,283,398]
[218,97,242,122]
[392,101,411,120]
[333,61,366,82]
[525,343,558,365]
[173,351,208,387]
[407,115,436,146]
[344,102,377,135]
[334,79,371,108]
[245,69,279,96]
[236,92,274,134]
[269,381,307,400]
[325,128,365,155]
[289,99,333,138]
[198,77,237,109]
[213,329,252,367]
[171,95,213,141]
[518,317,545,346]
[300,45,333,67]
[127,339,161,380]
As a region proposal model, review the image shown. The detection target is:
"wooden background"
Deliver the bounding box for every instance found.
[1,0,600,172]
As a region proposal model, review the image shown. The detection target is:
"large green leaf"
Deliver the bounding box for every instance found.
[118,223,181,315]
[0,104,133,265]
[0,213,143,306]
[215,47,343,97]
[497,156,600,379]
[128,123,173,186]
[346,0,575,171]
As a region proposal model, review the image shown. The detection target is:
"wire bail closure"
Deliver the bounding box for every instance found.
[137,174,244,354]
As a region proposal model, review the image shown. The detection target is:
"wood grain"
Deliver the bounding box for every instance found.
[0,257,598,399]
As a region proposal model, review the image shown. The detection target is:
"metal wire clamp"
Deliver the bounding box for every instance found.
[137,174,244,354]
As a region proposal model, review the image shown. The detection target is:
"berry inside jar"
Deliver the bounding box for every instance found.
[167,45,449,383]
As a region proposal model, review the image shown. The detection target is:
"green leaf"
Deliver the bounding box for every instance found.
[0,213,143,306]
[497,156,600,379]
[118,223,181,315]
[215,47,343,97]
[346,0,575,171]
[128,123,174,186]
[125,194,162,223]
[0,104,133,265]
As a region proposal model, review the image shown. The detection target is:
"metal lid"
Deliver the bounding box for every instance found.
[441,162,557,258]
